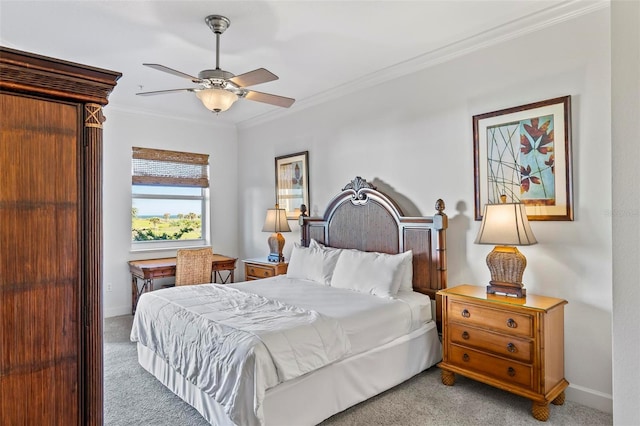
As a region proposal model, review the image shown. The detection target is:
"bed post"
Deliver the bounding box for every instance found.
[433,199,448,333]
[299,204,308,246]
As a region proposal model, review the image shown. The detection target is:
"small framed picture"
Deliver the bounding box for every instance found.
[473,96,573,221]
[275,151,309,219]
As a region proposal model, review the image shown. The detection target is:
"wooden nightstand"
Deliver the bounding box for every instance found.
[438,285,568,421]
[243,259,288,280]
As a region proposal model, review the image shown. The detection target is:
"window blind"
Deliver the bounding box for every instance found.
[132,147,209,187]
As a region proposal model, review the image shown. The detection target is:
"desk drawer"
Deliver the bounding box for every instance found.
[246,264,276,279]
[449,300,533,338]
[149,267,176,278]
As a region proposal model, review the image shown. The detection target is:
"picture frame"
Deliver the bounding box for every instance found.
[275,151,309,219]
[473,95,573,221]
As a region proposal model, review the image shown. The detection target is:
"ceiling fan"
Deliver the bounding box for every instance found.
[136,14,295,113]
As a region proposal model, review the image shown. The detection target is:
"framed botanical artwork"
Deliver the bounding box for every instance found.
[473,96,573,221]
[275,151,309,219]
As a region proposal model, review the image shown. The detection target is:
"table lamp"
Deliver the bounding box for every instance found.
[475,200,537,297]
[262,204,291,262]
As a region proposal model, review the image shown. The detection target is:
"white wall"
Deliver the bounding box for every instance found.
[237,8,613,413]
[611,0,640,423]
[97,5,633,416]
[102,109,238,317]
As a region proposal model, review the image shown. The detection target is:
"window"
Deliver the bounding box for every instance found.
[131,147,209,250]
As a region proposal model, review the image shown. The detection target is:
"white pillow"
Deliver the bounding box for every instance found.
[330,249,408,297]
[287,243,341,285]
[397,251,414,292]
[309,239,340,252]
[309,239,323,249]
[307,239,342,284]
[287,244,324,282]
[309,240,412,290]
[317,247,342,285]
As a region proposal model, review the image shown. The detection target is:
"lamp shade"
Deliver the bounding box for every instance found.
[475,203,537,246]
[196,88,238,112]
[262,207,291,233]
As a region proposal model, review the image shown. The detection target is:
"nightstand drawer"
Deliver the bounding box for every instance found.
[449,300,533,338]
[247,264,276,279]
[449,344,533,390]
[448,322,533,363]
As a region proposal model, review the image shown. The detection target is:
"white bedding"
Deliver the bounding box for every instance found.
[229,276,432,355]
[131,283,350,425]
[131,277,434,426]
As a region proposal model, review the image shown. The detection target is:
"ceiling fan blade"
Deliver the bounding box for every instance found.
[143,63,201,82]
[245,90,295,108]
[136,88,195,96]
[229,68,278,88]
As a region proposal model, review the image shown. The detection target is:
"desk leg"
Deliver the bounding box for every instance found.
[131,275,137,315]
[131,276,154,315]
[214,270,234,284]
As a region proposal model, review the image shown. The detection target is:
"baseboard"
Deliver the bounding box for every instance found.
[566,383,613,414]
[104,305,132,318]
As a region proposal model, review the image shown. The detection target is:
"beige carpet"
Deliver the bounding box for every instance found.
[104,315,612,425]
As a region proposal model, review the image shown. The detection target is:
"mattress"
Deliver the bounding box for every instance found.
[132,276,435,425]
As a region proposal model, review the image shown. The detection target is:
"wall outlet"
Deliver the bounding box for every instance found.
[106,283,113,292]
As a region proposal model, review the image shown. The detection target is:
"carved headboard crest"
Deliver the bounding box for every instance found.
[342,176,377,203]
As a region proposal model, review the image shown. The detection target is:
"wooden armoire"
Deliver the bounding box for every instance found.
[0,47,120,424]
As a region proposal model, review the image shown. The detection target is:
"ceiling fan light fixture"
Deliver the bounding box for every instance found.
[137,14,295,111]
[196,88,238,112]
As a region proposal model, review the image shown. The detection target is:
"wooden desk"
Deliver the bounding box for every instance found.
[128,254,237,314]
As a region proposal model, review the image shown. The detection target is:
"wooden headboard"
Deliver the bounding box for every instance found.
[300,177,448,327]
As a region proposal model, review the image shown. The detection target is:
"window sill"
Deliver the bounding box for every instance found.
[130,240,210,254]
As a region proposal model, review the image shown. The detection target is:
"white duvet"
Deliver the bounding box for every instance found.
[130,276,432,426]
[229,276,432,355]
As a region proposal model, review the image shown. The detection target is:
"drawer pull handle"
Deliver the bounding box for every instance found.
[507,367,516,377]
[461,331,470,340]
[462,353,470,362]
[507,343,517,353]
[461,309,470,318]
[506,318,517,328]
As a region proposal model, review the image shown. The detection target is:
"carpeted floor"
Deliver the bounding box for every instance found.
[104,315,612,425]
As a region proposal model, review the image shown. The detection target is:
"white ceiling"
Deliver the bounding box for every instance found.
[0,1,600,126]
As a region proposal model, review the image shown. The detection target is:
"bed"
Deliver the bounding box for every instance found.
[130,176,448,426]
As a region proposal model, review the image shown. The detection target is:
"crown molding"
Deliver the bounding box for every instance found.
[238,0,607,130]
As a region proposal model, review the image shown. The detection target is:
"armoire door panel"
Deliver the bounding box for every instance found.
[0,95,78,204]
[1,357,79,423]
[0,92,81,425]
[2,284,79,360]
[2,206,78,282]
